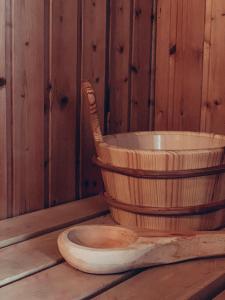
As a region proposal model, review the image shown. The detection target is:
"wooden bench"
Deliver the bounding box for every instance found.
[1,194,225,299]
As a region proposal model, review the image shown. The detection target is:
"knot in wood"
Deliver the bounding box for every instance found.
[60,96,69,109]
[0,77,6,87]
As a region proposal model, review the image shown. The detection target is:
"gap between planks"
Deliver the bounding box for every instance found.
[0,214,113,287]
[1,196,225,299]
[0,214,140,300]
[0,195,108,249]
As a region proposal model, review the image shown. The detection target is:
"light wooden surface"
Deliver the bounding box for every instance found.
[0,262,135,300]
[0,195,107,248]
[58,224,225,274]
[0,215,113,287]
[83,81,225,231]
[102,130,225,231]
[95,258,225,300]
[1,195,225,299]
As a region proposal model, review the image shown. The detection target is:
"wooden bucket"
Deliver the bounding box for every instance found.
[82,82,225,232]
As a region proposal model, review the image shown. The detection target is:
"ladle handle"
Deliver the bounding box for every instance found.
[82,81,103,145]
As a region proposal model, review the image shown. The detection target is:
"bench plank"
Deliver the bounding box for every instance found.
[95,258,225,300]
[0,195,108,248]
[0,263,136,300]
[0,215,113,287]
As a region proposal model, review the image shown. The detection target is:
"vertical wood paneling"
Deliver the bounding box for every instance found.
[201,0,212,132]
[5,0,13,218]
[80,0,107,197]
[154,0,173,130]
[155,0,206,131]
[149,0,157,130]
[109,0,133,133]
[12,0,45,215]
[0,0,7,219]
[173,0,205,131]
[49,0,78,206]
[44,1,50,208]
[2,0,225,219]
[130,0,153,131]
[201,0,225,134]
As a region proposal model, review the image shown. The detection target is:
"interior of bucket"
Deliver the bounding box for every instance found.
[103,132,225,151]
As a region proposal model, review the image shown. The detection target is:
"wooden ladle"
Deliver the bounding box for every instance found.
[57,225,225,274]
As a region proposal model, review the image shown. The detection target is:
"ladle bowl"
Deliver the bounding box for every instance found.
[58,225,225,274]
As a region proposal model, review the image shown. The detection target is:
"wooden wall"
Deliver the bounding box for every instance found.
[155,0,225,134]
[0,0,225,219]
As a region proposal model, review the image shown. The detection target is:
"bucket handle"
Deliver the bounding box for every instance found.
[81,81,103,144]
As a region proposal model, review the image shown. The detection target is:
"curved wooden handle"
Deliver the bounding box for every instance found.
[82,81,103,144]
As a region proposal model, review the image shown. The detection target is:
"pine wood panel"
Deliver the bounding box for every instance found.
[109,0,132,133]
[44,1,50,208]
[11,0,45,215]
[130,0,153,131]
[2,199,225,299]
[80,0,107,197]
[95,258,225,300]
[201,0,225,134]
[0,262,135,300]
[49,0,79,206]
[0,215,113,287]
[0,195,107,248]
[5,0,13,219]
[0,0,7,219]
[2,0,225,219]
[155,0,206,131]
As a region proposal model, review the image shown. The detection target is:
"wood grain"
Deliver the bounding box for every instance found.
[84,82,225,231]
[80,0,107,197]
[2,0,225,219]
[0,0,7,219]
[49,0,78,206]
[0,262,135,300]
[0,215,113,287]
[155,0,206,131]
[201,0,225,134]
[0,195,108,248]
[4,0,13,218]
[2,200,225,299]
[129,0,153,131]
[58,224,225,274]
[11,0,45,215]
[95,257,225,300]
[154,0,172,129]
[109,0,132,133]
[44,0,50,208]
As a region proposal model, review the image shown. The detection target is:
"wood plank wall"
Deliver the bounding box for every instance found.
[0,0,225,219]
[201,0,225,134]
[155,0,206,130]
[155,0,225,134]
[0,0,8,219]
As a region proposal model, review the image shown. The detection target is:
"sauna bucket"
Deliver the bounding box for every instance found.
[82,81,225,232]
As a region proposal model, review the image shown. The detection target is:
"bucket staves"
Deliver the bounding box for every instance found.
[82,81,225,232]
